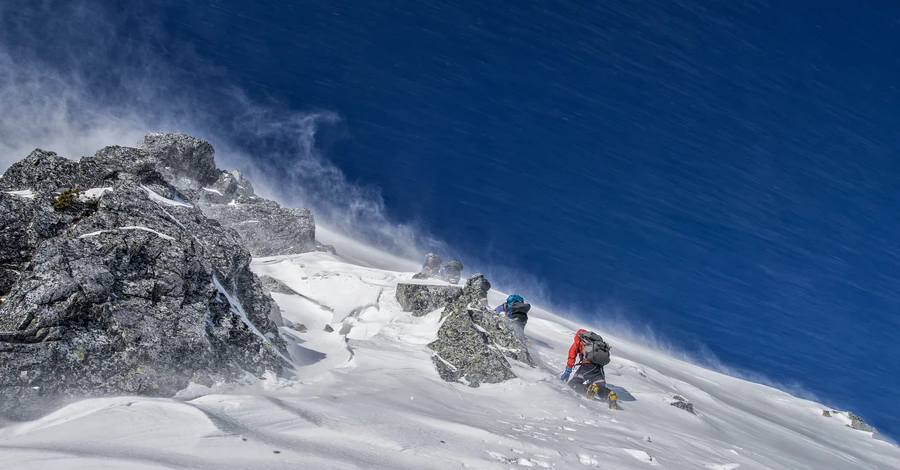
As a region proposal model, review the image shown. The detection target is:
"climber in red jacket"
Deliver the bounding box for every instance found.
[560,329,617,407]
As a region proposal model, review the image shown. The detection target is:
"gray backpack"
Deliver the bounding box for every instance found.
[578,331,611,366]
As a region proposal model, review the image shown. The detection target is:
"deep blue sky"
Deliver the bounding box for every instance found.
[3,0,899,437]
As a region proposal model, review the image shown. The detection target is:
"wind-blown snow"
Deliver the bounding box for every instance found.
[1,243,898,469]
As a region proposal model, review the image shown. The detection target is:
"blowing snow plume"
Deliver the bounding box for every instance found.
[0,0,439,261]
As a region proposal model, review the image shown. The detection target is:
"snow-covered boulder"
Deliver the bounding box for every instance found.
[395,281,461,316]
[428,274,534,387]
[0,145,290,419]
[139,133,320,257]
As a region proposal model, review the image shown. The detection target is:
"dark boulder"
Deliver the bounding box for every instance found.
[395,281,462,316]
[427,274,533,387]
[0,140,291,419]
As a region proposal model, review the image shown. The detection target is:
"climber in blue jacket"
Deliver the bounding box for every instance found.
[496,294,530,341]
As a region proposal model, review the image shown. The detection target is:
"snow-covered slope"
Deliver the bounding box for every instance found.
[1,244,898,469]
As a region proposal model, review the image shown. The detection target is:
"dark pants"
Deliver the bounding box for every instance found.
[508,314,527,341]
[567,363,606,394]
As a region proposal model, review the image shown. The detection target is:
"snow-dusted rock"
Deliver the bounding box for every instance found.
[0,149,84,193]
[395,281,461,316]
[0,146,289,419]
[139,133,319,256]
[139,132,220,187]
[848,412,877,434]
[428,274,533,387]
[670,395,695,414]
[199,197,317,257]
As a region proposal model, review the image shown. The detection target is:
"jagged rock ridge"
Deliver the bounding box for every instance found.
[0,134,319,418]
[139,133,323,257]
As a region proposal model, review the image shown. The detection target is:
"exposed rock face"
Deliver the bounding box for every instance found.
[395,281,462,316]
[848,412,877,434]
[427,274,533,387]
[670,396,695,414]
[198,197,317,257]
[138,133,320,257]
[0,141,292,418]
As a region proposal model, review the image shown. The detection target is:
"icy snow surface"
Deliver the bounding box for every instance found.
[1,240,898,469]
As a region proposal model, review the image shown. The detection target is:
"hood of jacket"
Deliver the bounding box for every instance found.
[574,328,586,346]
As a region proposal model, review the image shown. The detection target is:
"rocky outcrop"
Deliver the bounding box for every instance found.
[138,133,321,257]
[0,140,293,418]
[427,274,533,387]
[848,412,877,434]
[821,410,879,437]
[198,197,317,257]
[395,281,462,316]
[670,395,695,414]
[139,133,220,188]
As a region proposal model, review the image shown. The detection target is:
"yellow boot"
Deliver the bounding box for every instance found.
[586,383,600,400]
[607,390,618,410]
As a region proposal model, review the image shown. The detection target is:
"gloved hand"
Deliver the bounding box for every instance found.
[560,367,572,382]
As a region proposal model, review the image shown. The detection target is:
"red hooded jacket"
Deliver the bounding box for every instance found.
[566,328,588,368]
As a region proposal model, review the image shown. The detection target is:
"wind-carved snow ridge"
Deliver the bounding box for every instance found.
[140,184,193,208]
[1,249,899,469]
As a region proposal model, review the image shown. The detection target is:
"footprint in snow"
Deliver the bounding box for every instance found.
[485,451,547,467]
